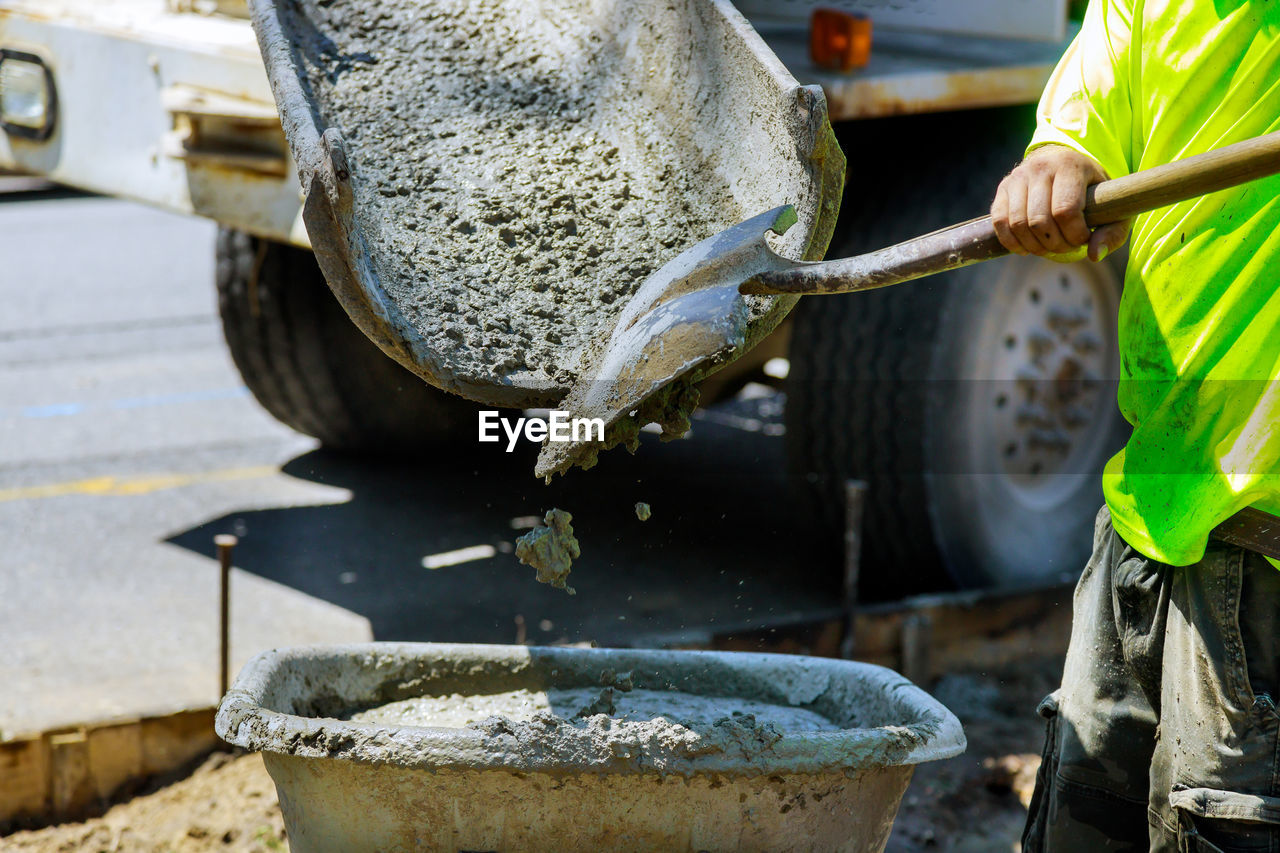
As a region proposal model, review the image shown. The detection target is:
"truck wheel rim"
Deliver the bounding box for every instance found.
[980,255,1122,506]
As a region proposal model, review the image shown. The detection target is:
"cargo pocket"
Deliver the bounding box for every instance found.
[1020,694,1060,853]
[1171,787,1280,852]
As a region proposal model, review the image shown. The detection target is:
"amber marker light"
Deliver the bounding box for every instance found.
[810,9,872,72]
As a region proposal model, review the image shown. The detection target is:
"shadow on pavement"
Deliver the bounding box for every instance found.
[167,393,841,646]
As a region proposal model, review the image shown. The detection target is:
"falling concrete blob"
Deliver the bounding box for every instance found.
[514,509,580,594]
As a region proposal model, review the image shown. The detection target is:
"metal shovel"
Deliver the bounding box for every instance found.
[535,131,1280,479]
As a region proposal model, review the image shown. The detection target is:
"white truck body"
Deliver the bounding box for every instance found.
[0,0,1073,245]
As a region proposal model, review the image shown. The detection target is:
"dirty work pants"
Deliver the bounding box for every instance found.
[1022,506,1280,852]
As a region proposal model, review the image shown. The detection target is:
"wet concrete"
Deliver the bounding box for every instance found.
[278,0,737,394]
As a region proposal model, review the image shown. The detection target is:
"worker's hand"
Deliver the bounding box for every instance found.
[991,144,1130,263]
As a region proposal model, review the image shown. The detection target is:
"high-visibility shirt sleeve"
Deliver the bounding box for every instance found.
[1028,0,1136,181]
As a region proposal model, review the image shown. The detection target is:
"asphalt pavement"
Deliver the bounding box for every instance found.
[0,191,838,739]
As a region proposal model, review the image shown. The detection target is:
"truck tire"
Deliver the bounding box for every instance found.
[215,228,479,450]
[786,109,1128,596]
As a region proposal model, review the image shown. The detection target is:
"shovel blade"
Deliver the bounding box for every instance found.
[533,206,798,478]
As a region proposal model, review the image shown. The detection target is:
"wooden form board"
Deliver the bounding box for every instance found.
[634,582,1075,684]
[0,709,219,830]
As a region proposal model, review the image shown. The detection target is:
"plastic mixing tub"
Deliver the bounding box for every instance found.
[216,643,964,852]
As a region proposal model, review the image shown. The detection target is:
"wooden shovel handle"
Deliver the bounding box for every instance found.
[747,130,1280,296]
[1085,130,1280,225]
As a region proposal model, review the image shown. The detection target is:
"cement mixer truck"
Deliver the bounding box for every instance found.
[0,0,1122,598]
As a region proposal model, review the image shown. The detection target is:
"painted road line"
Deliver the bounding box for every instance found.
[0,314,213,342]
[6,387,249,420]
[0,465,278,503]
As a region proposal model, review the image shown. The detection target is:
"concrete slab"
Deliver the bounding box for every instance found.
[0,196,372,743]
[0,468,373,737]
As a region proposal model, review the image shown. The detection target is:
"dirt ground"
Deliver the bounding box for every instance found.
[2,752,285,853]
[3,655,1059,853]
[887,654,1061,852]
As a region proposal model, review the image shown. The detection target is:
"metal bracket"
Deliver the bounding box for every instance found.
[161,84,287,177]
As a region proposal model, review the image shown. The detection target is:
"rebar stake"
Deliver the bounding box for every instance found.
[841,479,868,659]
[215,534,237,697]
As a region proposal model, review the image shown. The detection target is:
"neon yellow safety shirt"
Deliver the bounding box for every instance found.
[1030,0,1280,566]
